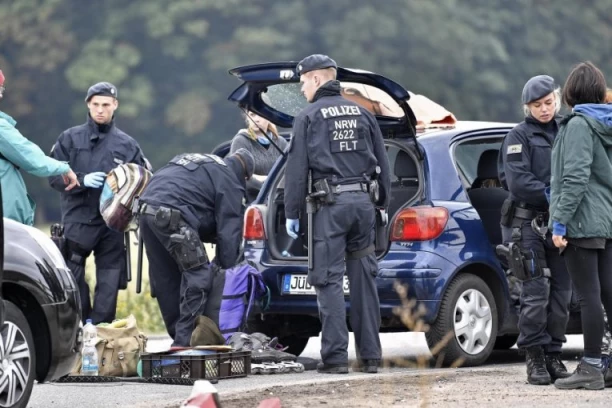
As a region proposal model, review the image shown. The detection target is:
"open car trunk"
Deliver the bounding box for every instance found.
[265,145,423,262]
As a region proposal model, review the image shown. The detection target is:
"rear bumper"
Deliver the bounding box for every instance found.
[248,246,457,326]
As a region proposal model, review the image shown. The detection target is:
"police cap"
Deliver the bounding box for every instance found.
[522,75,556,104]
[296,54,337,76]
[85,82,118,102]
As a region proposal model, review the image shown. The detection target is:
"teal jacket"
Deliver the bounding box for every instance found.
[0,110,70,225]
[549,104,612,238]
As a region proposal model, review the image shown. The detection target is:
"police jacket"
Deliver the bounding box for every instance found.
[284,80,391,220]
[0,111,70,225]
[498,115,559,211]
[139,153,246,269]
[49,115,148,225]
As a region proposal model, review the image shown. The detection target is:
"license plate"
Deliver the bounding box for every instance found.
[282,275,350,295]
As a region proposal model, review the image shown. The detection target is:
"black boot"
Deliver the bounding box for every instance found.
[353,359,379,374]
[317,362,349,374]
[554,360,605,390]
[545,353,571,380]
[525,346,551,385]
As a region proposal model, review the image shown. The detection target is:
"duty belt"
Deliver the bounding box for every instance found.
[139,203,158,217]
[332,182,368,194]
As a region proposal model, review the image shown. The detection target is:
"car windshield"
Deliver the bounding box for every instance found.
[262,82,404,119]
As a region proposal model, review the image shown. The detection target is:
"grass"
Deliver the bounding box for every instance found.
[36,224,215,336]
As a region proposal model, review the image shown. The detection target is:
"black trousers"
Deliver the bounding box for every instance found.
[563,241,612,358]
[502,221,572,353]
[140,213,213,347]
[64,222,126,324]
[311,191,381,365]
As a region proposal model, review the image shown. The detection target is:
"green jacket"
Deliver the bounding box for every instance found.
[0,110,70,225]
[549,106,612,238]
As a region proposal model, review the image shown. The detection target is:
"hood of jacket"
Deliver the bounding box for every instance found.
[572,103,612,146]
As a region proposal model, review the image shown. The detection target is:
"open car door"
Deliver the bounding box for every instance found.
[227,62,419,144]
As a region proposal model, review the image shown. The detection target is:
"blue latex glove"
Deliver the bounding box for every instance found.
[552,221,566,236]
[544,186,551,204]
[286,219,299,239]
[83,171,107,188]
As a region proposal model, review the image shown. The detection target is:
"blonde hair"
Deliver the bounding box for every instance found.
[606,88,612,104]
[523,87,561,117]
[244,112,279,141]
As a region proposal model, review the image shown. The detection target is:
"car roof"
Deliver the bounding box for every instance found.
[416,120,515,143]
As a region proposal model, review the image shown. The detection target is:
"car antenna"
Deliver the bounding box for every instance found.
[240,105,287,158]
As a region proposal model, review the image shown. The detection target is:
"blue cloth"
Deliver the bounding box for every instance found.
[286,219,299,239]
[0,110,70,225]
[257,135,271,146]
[544,186,551,203]
[552,221,566,236]
[574,103,612,127]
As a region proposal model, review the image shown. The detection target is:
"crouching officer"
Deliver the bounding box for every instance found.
[498,75,572,385]
[137,149,254,347]
[284,54,391,374]
[49,82,150,324]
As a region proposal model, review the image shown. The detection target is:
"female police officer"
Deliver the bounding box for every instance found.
[498,75,572,385]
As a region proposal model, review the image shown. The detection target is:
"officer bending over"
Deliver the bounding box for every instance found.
[284,54,391,374]
[498,75,572,385]
[49,82,150,324]
[138,149,254,347]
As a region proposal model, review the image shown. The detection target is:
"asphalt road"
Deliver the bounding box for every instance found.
[28,333,586,408]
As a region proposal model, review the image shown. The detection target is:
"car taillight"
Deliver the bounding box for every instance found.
[243,206,266,240]
[390,206,448,241]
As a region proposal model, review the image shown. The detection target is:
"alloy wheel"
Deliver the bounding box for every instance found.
[0,321,31,407]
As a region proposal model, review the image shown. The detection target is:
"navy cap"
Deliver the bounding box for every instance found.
[85,82,118,102]
[296,54,337,76]
[522,75,556,104]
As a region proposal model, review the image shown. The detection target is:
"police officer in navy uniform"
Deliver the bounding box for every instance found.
[138,149,254,347]
[49,82,150,324]
[284,54,391,374]
[498,75,572,385]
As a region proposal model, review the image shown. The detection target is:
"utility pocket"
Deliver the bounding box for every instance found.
[360,253,378,278]
[307,240,329,287]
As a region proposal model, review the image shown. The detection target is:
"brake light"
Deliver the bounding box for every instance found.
[390,206,448,241]
[243,206,266,240]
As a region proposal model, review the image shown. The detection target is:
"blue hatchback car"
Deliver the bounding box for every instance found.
[217,62,581,367]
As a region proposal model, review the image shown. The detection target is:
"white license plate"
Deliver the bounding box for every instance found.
[282,275,350,295]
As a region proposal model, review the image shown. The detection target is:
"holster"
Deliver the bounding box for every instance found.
[375,207,388,252]
[368,180,380,204]
[65,239,90,266]
[495,242,551,282]
[50,223,68,259]
[313,179,335,205]
[170,225,209,271]
[154,206,181,231]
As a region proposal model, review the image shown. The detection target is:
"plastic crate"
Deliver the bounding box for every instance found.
[140,350,251,381]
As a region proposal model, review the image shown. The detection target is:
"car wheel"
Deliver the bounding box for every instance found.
[425,274,498,367]
[0,301,36,408]
[494,334,518,350]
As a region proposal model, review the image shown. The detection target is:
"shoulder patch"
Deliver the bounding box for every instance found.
[507,144,522,154]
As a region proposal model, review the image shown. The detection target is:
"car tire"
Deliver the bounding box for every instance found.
[425,274,498,367]
[0,301,36,408]
[493,334,518,350]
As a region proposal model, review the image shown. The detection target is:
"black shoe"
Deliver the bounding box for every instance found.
[525,346,551,385]
[605,368,612,388]
[354,360,379,373]
[545,353,571,380]
[317,362,349,374]
[554,360,605,390]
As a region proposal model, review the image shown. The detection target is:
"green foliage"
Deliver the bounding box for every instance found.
[3,0,612,222]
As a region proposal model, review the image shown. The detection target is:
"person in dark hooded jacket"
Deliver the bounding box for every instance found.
[549,61,612,390]
[137,148,254,347]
